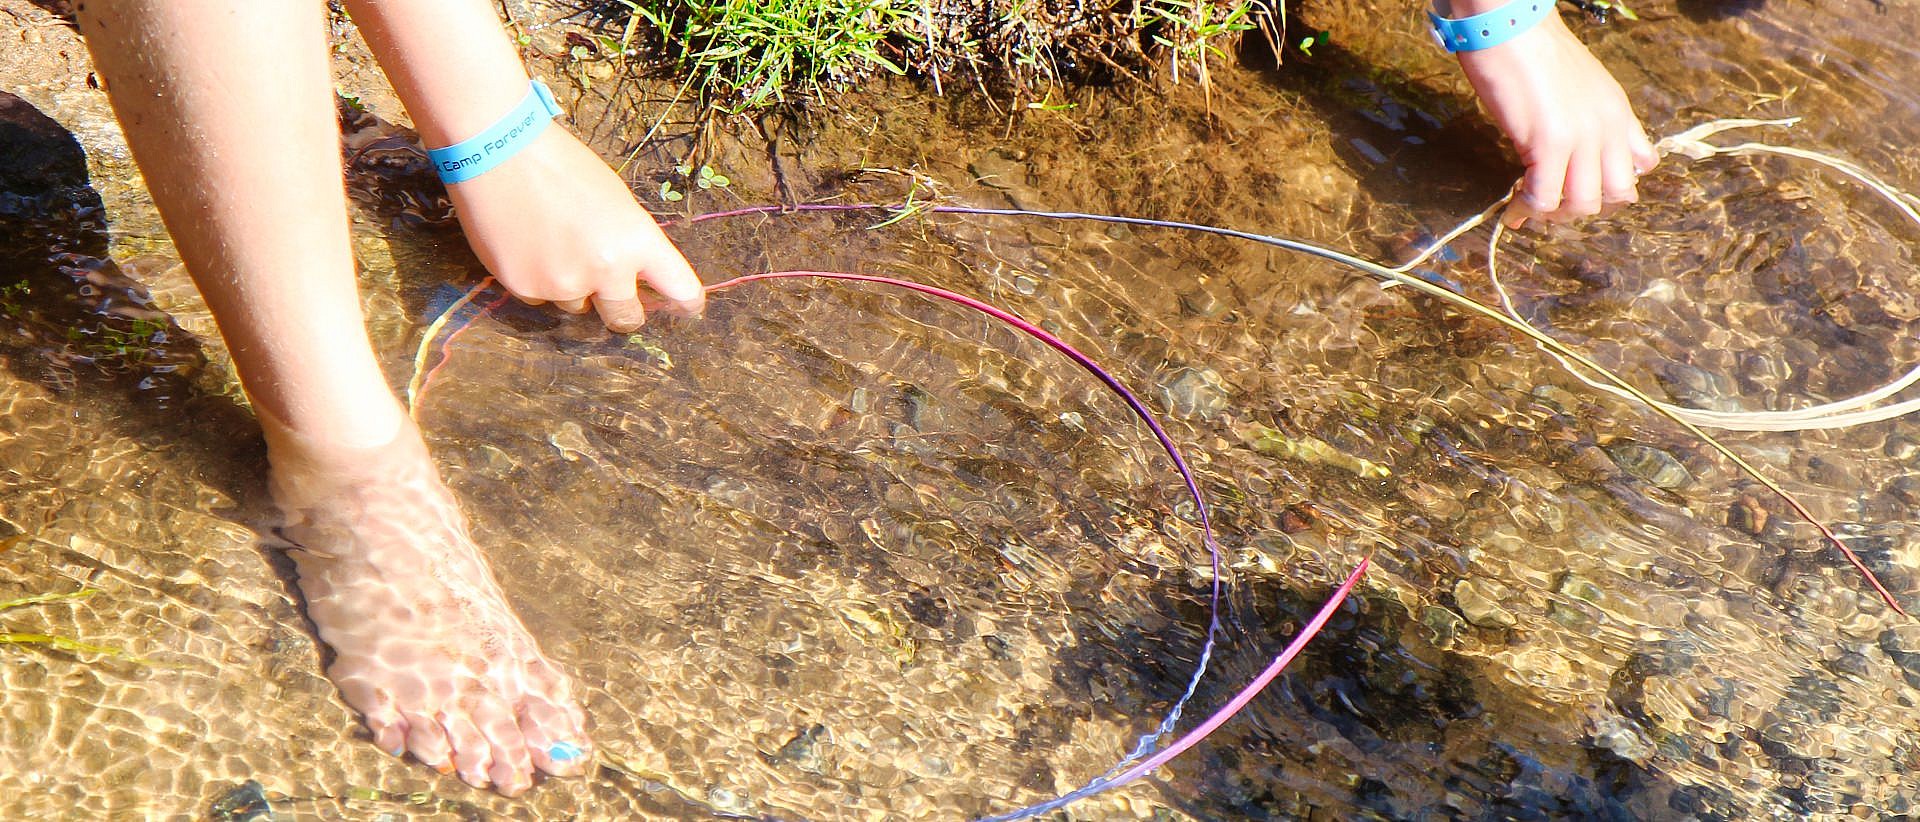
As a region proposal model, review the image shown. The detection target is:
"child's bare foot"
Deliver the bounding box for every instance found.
[265,417,590,795]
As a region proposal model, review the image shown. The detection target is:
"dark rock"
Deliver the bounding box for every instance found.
[1655,360,1734,411]
[1727,494,1769,535]
[772,724,829,774]
[208,780,275,822]
[1605,443,1691,489]
[1885,436,1920,464]
[0,92,105,252]
[1887,475,1920,507]
[1178,286,1225,318]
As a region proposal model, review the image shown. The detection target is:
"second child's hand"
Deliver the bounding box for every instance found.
[1449,0,1657,227]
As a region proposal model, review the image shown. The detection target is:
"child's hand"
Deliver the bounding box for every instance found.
[444,128,703,332]
[1454,10,1657,227]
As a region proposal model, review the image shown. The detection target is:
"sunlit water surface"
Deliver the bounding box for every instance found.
[5,0,1920,818]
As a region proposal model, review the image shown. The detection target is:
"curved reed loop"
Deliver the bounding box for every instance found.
[405,117,1916,819]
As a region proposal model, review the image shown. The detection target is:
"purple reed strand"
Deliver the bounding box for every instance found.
[702,271,1355,821]
[420,265,1365,821]
[703,270,1227,646]
[979,557,1370,822]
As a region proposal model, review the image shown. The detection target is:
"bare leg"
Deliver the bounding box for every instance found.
[75,1,587,794]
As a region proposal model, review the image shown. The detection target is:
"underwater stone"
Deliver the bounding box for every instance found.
[1885,435,1920,463]
[707,786,752,815]
[1739,351,1789,393]
[1547,600,1592,630]
[1179,287,1225,318]
[1590,714,1654,764]
[1827,650,1871,679]
[1605,443,1691,489]
[1877,626,1920,690]
[1555,572,1604,604]
[1887,475,1920,507]
[1160,366,1230,419]
[1420,605,1466,648]
[1804,455,1851,487]
[774,724,829,774]
[208,780,274,822]
[1654,361,1736,412]
[968,148,1027,189]
[1727,494,1769,535]
[1529,384,1579,414]
[1452,580,1516,629]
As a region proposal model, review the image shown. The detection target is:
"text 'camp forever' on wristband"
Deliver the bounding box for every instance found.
[425,80,563,184]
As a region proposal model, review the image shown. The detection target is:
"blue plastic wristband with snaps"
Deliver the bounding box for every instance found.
[426,80,563,184]
[1428,0,1555,52]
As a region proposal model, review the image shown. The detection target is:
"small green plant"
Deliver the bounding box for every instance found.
[598,0,1269,112]
[1138,0,1257,85]
[625,334,675,368]
[659,163,731,202]
[693,163,731,190]
[67,317,168,364]
[0,280,28,316]
[1295,30,1329,57]
[620,0,916,113]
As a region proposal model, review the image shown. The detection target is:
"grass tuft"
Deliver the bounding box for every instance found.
[617,0,918,113]
[593,0,1268,113]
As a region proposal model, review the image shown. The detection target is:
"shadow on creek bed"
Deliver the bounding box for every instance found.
[0,91,261,500]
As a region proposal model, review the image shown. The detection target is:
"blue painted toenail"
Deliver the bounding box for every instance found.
[390,746,407,758]
[547,741,583,762]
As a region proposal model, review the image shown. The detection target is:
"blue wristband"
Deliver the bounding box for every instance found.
[425,80,563,184]
[1428,0,1555,52]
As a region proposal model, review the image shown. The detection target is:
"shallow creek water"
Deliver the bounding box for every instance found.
[6,0,1920,818]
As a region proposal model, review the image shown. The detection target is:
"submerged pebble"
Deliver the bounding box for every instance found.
[1655,360,1737,411]
[774,724,830,774]
[1529,384,1580,414]
[1160,366,1230,419]
[1886,475,1920,507]
[1420,605,1466,648]
[968,148,1027,189]
[1179,287,1226,318]
[1727,494,1769,535]
[1885,435,1920,464]
[1605,443,1691,489]
[208,780,274,822]
[1590,714,1655,764]
[707,786,753,815]
[1453,580,1517,629]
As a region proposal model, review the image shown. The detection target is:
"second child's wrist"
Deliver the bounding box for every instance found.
[1432,0,1570,54]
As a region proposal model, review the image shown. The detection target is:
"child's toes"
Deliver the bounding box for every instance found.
[402,709,454,773]
[475,698,534,794]
[369,713,410,758]
[442,710,495,790]
[519,698,591,777]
